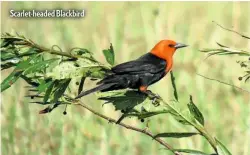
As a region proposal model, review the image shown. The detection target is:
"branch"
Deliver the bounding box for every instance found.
[213,21,250,39]
[197,73,250,94]
[1,35,80,59]
[74,100,182,155]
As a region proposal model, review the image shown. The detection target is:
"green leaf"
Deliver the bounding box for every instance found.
[217,51,250,56]
[43,81,56,103]
[170,71,178,101]
[98,90,156,111]
[137,110,171,119]
[98,90,173,123]
[102,43,115,66]
[200,48,250,57]
[11,54,40,74]
[52,79,71,103]
[1,71,22,92]
[188,95,205,125]
[23,58,58,75]
[98,90,148,111]
[1,49,17,61]
[18,47,40,57]
[1,57,20,70]
[153,132,199,139]
[118,109,171,122]
[37,80,53,94]
[216,139,232,155]
[20,75,39,87]
[1,47,38,61]
[1,55,56,92]
[171,149,210,155]
[78,77,85,95]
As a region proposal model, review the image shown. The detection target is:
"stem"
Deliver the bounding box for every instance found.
[213,21,250,39]
[1,35,80,59]
[74,100,182,155]
[197,73,250,94]
[159,99,218,153]
[35,43,80,59]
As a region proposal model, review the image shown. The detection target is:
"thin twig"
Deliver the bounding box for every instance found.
[1,35,80,59]
[33,43,80,59]
[74,101,182,155]
[213,21,250,39]
[197,73,250,94]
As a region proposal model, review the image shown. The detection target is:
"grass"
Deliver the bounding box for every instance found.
[1,1,250,155]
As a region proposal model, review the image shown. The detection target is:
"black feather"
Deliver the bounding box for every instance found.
[111,53,166,74]
[75,83,116,99]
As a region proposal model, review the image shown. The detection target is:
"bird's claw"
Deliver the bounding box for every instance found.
[152,97,160,106]
[145,90,161,106]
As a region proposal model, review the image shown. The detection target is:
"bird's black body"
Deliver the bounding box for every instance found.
[76,53,167,98]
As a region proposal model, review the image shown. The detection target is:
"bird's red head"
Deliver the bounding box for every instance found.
[150,40,187,60]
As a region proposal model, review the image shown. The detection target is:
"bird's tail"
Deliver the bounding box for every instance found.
[75,83,116,99]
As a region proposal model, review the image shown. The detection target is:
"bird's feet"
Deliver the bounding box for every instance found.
[144,90,161,106]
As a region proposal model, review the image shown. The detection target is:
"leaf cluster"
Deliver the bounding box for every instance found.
[200,41,250,83]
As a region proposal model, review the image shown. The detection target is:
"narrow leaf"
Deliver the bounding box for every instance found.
[1,50,17,61]
[216,139,232,155]
[117,109,172,123]
[37,80,53,94]
[43,80,55,103]
[1,71,22,92]
[20,75,39,87]
[188,95,205,125]
[154,132,199,139]
[52,79,71,103]
[138,110,171,119]
[78,77,85,95]
[170,71,178,101]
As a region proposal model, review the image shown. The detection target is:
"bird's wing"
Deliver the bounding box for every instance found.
[111,59,166,74]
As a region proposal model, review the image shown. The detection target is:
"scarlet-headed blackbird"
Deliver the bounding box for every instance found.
[75,40,187,99]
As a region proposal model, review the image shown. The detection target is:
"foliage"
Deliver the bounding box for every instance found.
[0,32,232,155]
[102,43,115,66]
[200,23,250,83]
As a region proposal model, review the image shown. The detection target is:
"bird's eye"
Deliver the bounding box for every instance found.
[168,44,174,48]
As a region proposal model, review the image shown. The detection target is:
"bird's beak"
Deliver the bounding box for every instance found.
[175,43,188,49]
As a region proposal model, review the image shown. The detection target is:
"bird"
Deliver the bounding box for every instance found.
[75,40,188,99]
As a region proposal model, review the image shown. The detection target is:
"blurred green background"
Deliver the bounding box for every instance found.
[1,1,250,155]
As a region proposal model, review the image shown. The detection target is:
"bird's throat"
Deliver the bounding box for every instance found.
[165,57,173,73]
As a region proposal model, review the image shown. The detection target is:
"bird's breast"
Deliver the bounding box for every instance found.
[165,58,173,73]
